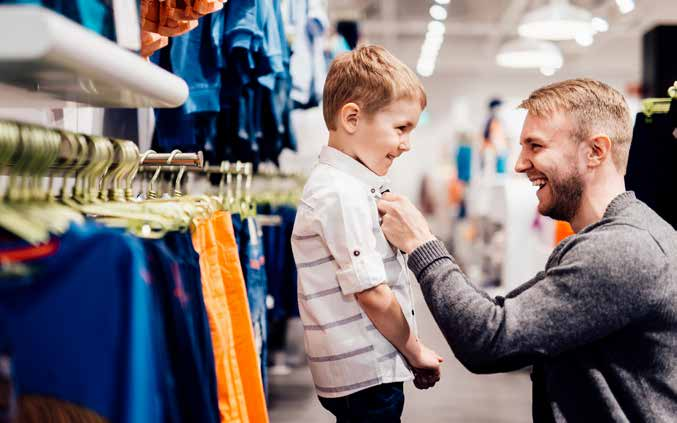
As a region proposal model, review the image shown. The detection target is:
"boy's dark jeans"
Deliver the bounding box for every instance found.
[318,382,405,423]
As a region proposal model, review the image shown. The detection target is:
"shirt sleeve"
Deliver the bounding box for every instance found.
[315,189,387,295]
[407,227,669,374]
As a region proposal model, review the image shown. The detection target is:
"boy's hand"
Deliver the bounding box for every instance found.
[406,343,443,389]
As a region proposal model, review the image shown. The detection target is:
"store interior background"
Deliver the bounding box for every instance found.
[0,0,675,422]
[271,0,677,422]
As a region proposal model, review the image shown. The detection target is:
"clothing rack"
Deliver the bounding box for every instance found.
[0,120,204,172]
[641,81,677,118]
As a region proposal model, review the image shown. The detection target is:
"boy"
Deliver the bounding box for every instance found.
[291,45,443,422]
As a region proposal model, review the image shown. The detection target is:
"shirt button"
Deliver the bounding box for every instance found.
[371,188,376,194]
[353,250,361,257]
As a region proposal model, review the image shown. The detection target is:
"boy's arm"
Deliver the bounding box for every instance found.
[355,283,442,373]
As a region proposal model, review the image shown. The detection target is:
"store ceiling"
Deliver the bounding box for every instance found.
[327,0,677,78]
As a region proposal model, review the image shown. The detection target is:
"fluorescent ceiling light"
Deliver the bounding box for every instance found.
[434,0,450,4]
[496,38,563,69]
[615,0,635,14]
[540,67,556,76]
[429,5,448,21]
[575,32,594,47]
[417,63,434,77]
[428,20,446,35]
[591,17,609,33]
[518,0,594,41]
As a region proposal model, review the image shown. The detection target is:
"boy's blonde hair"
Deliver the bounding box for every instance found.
[519,78,633,174]
[322,44,427,130]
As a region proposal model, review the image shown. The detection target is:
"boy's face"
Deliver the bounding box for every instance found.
[352,98,422,176]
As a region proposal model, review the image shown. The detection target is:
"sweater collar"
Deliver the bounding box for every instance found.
[603,191,636,218]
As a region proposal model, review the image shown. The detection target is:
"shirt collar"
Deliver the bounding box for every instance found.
[319,146,391,195]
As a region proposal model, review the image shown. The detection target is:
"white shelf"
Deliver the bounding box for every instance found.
[0,5,188,108]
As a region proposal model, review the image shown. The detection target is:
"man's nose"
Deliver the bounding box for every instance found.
[514,150,531,173]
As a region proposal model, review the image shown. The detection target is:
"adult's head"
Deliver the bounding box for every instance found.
[515,78,632,224]
[323,44,427,176]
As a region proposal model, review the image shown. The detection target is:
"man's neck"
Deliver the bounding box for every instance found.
[570,174,626,232]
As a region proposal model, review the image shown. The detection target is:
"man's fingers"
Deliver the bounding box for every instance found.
[376,199,393,214]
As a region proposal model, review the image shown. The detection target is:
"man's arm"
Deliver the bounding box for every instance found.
[355,283,442,374]
[378,194,667,374]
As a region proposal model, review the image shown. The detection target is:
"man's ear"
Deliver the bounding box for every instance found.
[586,134,612,168]
[338,103,360,134]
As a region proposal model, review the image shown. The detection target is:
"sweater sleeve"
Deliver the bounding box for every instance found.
[408,229,668,374]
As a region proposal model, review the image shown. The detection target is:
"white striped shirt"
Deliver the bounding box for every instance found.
[291,146,417,398]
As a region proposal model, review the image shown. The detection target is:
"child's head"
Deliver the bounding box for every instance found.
[323,45,427,176]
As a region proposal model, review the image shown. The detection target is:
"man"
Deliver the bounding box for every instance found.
[377,79,677,422]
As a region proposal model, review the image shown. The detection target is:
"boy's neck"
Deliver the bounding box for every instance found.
[328,132,357,160]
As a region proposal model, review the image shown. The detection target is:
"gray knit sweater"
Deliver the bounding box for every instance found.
[408,192,677,422]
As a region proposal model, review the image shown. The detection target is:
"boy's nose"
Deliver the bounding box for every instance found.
[398,139,411,152]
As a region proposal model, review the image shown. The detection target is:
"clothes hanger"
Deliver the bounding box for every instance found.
[641,81,677,122]
[0,121,51,244]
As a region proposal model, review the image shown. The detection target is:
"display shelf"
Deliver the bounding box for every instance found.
[0,5,188,108]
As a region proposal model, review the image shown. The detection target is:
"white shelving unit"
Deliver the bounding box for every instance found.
[0,5,188,108]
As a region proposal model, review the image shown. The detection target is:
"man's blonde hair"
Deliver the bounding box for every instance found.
[519,78,633,174]
[322,44,427,130]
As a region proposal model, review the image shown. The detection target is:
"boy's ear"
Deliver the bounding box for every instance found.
[339,103,360,134]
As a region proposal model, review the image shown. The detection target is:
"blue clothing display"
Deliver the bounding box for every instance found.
[152,0,297,168]
[143,236,220,423]
[258,204,299,322]
[0,221,162,423]
[0,0,116,41]
[234,215,269,395]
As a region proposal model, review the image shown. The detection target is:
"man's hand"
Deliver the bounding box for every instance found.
[377,192,436,254]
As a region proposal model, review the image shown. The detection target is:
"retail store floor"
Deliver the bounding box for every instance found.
[268,287,533,422]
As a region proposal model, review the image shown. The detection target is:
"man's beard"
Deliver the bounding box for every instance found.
[542,168,584,222]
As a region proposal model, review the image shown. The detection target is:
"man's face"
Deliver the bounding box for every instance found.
[352,98,422,176]
[515,111,586,221]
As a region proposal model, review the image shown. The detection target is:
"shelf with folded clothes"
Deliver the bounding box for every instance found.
[0,5,188,108]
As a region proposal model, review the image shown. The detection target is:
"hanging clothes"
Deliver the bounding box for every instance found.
[214,212,269,423]
[0,222,162,423]
[235,215,269,396]
[625,102,677,229]
[192,217,249,423]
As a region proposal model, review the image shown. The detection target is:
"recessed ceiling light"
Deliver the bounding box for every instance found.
[518,0,594,41]
[591,17,609,33]
[429,5,448,21]
[496,38,564,69]
[615,0,635,14]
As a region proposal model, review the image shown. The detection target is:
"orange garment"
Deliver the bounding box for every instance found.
[193,219,248,423]
[554,220,575,245]
[211,212,269,423]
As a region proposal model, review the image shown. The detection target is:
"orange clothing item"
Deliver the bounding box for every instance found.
[193,219,248,423]
[554,220,575,245]
[211,212,268,423]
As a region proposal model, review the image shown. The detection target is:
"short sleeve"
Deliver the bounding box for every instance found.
[316,189,386,295]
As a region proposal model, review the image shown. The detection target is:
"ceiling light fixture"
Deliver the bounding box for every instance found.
[540,67,556,76]
[434,0,451,4]
[428,20,446,35]
[518,0,594,41]
[496,38,563,69]
[429,5,448,21]
[591,17,609,33]
[575,32,594,47]
[615,0,635,14]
